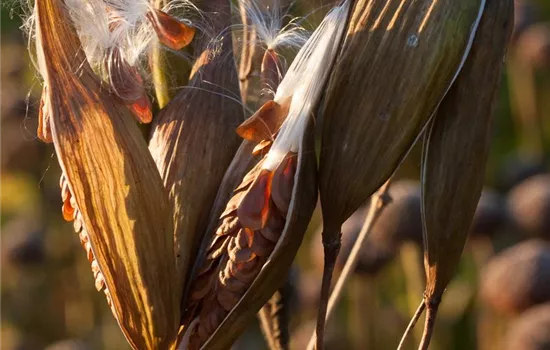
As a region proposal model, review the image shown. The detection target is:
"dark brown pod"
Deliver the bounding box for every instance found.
[480,240,550,315]
[418,0,513,347]
[505,303,550,350]
[148,0,244,292]
[508,174,550,240]
[319,0,487,238]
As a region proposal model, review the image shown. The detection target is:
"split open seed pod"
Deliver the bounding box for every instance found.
[178,2,351,345]
[417,0,513,347]
[148,0,244,293]
[319,0,486,237]
[34,0,179,348]
[186,119,317,350]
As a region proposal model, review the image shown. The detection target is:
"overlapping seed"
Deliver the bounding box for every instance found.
[184,150,296,348]
[59,174,115,316]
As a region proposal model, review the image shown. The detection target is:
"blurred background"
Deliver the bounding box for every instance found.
[4,0,550,349]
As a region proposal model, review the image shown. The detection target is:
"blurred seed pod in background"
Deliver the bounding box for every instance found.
[505,303,550,350]
[2,218,45,266]
[470,189,507,239]
[480,240,550,315]
[512,0,538,43]
[515,22,550,70]
[496,154,547,192]
[508,174,550,240]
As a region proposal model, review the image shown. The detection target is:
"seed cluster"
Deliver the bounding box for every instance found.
[185,149,297,348]
[59,174,116,317]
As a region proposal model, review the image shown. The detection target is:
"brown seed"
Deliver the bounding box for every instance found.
[147,9,196,51]
[237,169,273,230]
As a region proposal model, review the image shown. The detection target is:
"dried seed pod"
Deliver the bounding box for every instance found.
[505,303,550,350]
[149,0,244,293]
[418,0,513,347]
[180,0,348,344]
[34,1,179,348]
[316,2,487,343]
[183,129,316,348]
[480,240,550,315]
[508,174,550,240]
[319,0,487,238]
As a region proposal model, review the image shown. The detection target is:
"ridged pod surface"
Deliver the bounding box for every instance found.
[419,0,513,347]
[148,0,244,293]
[35,1,179,348]
[319,0,486,235]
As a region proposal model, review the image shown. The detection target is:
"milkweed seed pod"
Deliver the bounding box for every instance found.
[62,0,197,123]
[506,303,550,350]
[149,0,244,292]
[481,240,550,315]
[179,2,348,347]
[419,0,513,347]
[319,0,486,241]
[236,0,309,104]
[508,174,550,240]
[33,0,180,349]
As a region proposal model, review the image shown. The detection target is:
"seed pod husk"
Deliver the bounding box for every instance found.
[316,1,486,346]
[148,0,244,293]
[180,0,346,342]
[418,0,513,347]
[192,118,317,350]
[34,0,179,349]
[319,0,486,236]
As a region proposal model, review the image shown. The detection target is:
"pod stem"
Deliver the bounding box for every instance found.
[312,231,341,350]
[418,299,440,350]
[397,300,426,350]
[308,180,392,350]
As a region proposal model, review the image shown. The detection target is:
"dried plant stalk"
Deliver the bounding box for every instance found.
[417,0,514,348]
[35,0,180,348]
[149,0,244,295]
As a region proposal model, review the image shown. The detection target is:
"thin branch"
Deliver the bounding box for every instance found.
[307,180,393,350]
[397,300,426,350]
